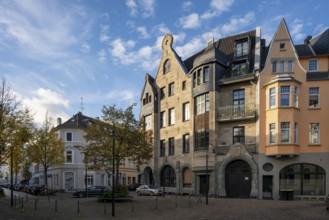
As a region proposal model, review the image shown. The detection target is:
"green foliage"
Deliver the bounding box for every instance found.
[98,183,130,202]
[84,104,153,186]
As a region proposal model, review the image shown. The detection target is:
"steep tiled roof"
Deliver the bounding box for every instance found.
[56,112,93,130]
[310,29,329,55]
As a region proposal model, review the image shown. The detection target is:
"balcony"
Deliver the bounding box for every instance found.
[217,103,257,122]
[265,144,300,158]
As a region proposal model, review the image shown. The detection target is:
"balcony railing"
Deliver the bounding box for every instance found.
[217,103,257,122]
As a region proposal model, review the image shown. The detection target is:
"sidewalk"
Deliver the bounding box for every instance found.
[0,189,328,220]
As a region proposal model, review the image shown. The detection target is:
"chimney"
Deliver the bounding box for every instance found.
[304,35,312,44]
[57,118,62,126]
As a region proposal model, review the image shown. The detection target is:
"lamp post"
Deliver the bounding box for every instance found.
[10,145,13,207]
[84,152,88,198]
[111,127,116,217]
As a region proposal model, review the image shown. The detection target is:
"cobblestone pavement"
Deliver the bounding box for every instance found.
[0,188,328,220]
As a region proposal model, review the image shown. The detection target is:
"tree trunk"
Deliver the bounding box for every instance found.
[44,167,48,186]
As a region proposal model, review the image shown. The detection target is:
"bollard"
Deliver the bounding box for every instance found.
[155,198,158,210]
[18,195,21,205]
[131,199,134,213]
[77,200,80,215]
[48,194,50,202]
[26,192,28,202]
[14,195,17,208]
[34,198,37,213]
[54,200,57,213]
[189,198,191,208]
[104,200,106,215]
[21,197,24,211]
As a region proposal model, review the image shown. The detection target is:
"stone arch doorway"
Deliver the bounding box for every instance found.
[225,160,251,198]
[143,167,154,185]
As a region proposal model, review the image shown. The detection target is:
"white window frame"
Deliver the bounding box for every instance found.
[309,87,320,108]
[169,108,175,125]
[279,60,285,72]
[66,132,73,142]
[144,114,152,130]
[294,86,299,108]
[280,86,290,107]
[269,87,276,109]
[294,122,298,144]
[160,111,166,128]
[183,102,190,121]
[65,150,73,163]
[269,123,276,144]
[272,61,277,72]
[308,59,318,72]
[309,123,320,145]
[280,122,290,143]
[288,60,293,72]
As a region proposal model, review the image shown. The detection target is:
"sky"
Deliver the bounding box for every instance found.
[0,0,328,125]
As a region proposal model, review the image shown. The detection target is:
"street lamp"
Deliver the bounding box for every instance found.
[10,144,13,207]
[206,144,214,205]
[110,127,116,217]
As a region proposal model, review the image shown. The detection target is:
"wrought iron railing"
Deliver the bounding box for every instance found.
[217,103,257,121]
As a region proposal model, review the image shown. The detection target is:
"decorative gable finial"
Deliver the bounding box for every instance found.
[162,34,173,50]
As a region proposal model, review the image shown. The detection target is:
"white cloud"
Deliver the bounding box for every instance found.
[175,37,204,60]
[100,24,110,42]
[221,12,255,35]
[125,0,155,18]
[126,0,138,16]
[137,26,150,39]
[290,18,305,42]
[98,49,106,63]
[22,88,70,125]
[154,24,171,35]
[182,1,193,11]
[201,0,235,19]
[179,13,201,29]
[80,42,90,53]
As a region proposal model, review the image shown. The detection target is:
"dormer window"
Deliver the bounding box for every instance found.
[164,59,171,74]
[235,40,249,57]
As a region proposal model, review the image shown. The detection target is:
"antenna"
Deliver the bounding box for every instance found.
[80,97,84,113]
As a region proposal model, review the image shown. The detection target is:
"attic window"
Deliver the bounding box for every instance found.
[280,43,286,50]
[143,93,152,105]
[235,39,249,57]
[164,59,171,74]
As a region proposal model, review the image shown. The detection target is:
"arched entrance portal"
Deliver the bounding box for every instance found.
[225,160,251,198]
[143,167,154,185]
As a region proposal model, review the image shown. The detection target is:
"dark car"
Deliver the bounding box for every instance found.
[73,186,108,198]
[127,183,142,191]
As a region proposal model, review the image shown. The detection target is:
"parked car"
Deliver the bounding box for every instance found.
[127,183,142,191]
[73,186,108,198]
[136,185,162,196]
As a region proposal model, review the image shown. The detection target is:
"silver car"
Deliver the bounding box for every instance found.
[136,185,162,196]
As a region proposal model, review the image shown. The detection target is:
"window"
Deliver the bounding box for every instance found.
[161,165,176,187]
[288,60,293,72]
[309,87,319,108]
[280,122,290,143]
[143,93,152,105]
[194,129,209,150]
[160,111,166,128]
[66,132,72,142]
[233,89,245,115]
[232,62,248,76]
[203,66,209,82]
[197,69,202,85]
[280,164,325,196]
[182,134,190,153]
[309,123,320,144]
[144,114,152,130]
[168,137,175,155]
[272,61,277,72]
[182,81,186,90]
[233,127,245,144]
[294,122,298,144]
[164,59,171,74]
[280,86,290,107]
[308,59,318,71]
[183,102,190,121]
[235,40,249,57]
[279,61,285,72]
[169,82,174,96]
[195,93,209,115]
[294,86,299,108]
[168,108,175,125]
[66,150,73,163]
[269,87,276,109]
[193,72,196,87]
[269,123,276,144]
[160,87,166,100]
[160,140,165,157]
[87,174,94,186]
[280,43,285,50]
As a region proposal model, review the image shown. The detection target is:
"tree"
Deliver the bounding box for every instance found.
[28,113,64,187]
[83,104,153,187]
